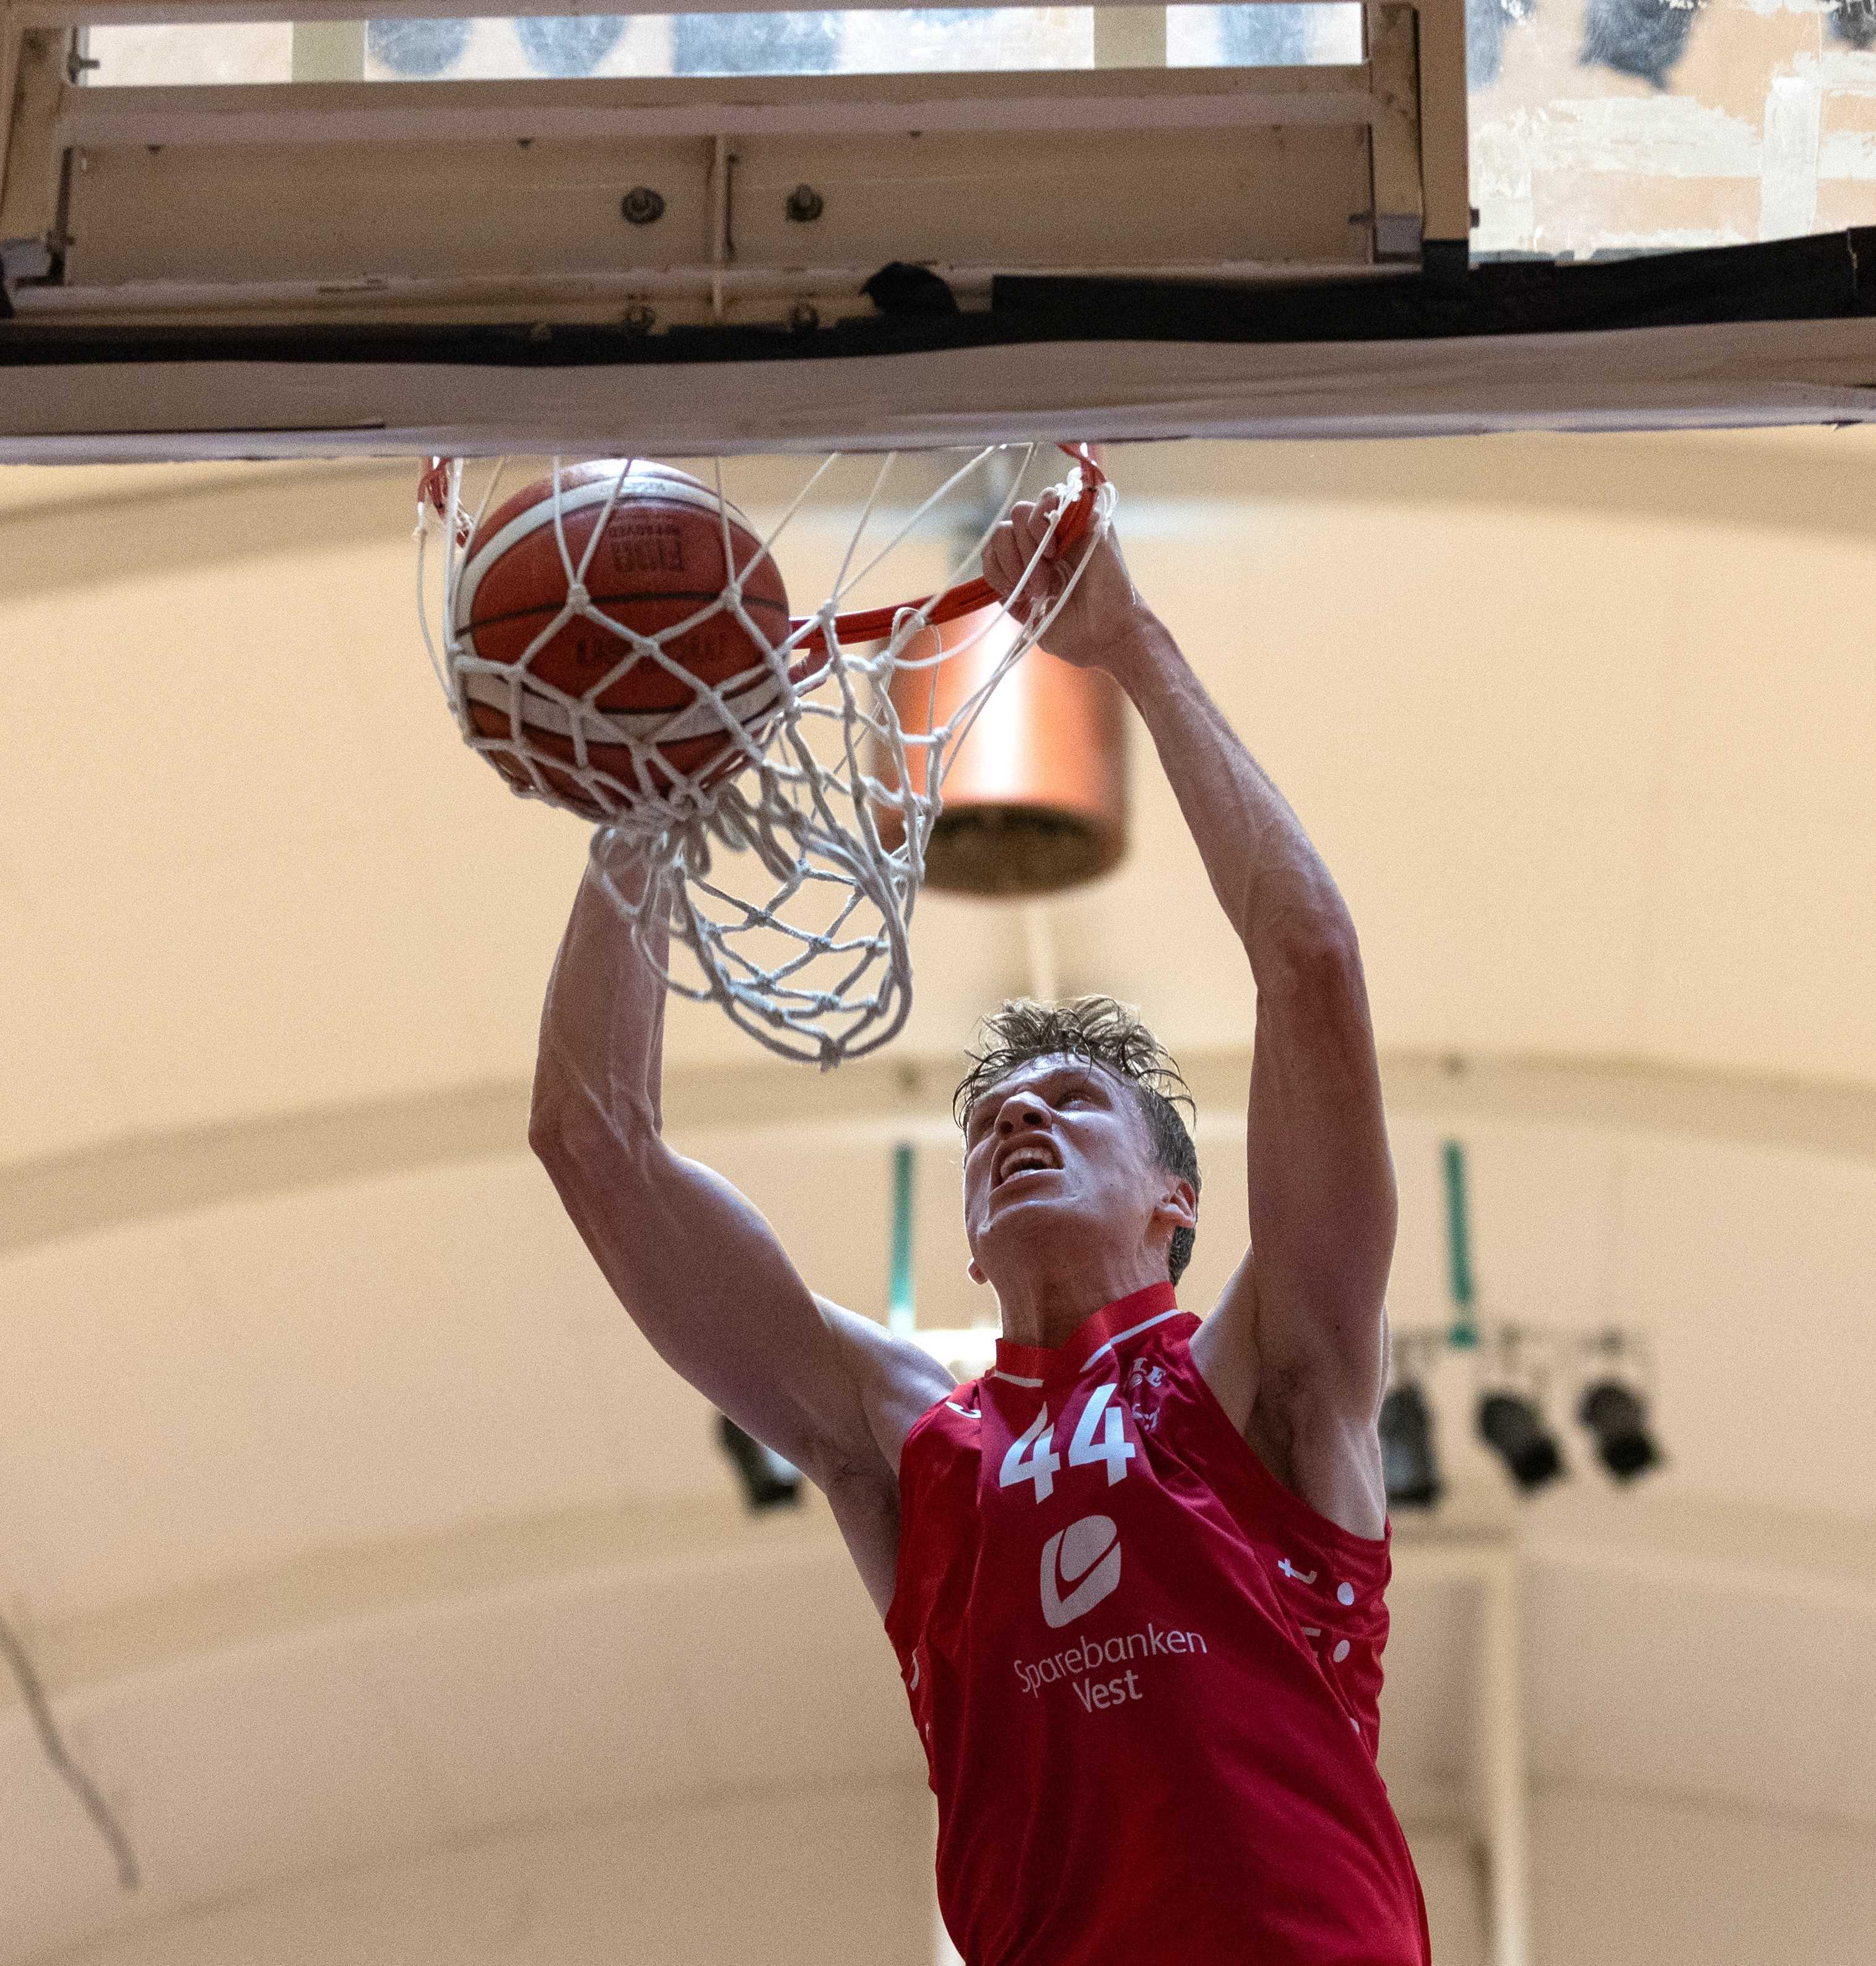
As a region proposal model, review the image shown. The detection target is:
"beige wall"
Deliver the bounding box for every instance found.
[1531,1786,1876,1966]
[35,1780,1874,1966]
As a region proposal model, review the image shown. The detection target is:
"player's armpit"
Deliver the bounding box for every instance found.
[819,1459,905,1620]
[771,1307,952,1616]
[1191,1266,1389,1541]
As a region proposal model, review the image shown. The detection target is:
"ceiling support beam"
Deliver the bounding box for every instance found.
[6,1049,1874,1260]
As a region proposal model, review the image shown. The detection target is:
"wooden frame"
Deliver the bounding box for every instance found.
[2,0,1467,319]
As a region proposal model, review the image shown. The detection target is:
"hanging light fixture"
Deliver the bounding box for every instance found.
[879,604,1130,897]
[1477,1390,1566,1494]
[716,1414,803,1510]
[1578,1380,1662,1481]
[1379,1380,1443,1509]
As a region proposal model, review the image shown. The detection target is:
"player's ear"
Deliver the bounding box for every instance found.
[1155,1179,1197,1233]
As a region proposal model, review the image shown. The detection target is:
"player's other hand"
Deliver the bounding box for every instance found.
[980,485,1146,672]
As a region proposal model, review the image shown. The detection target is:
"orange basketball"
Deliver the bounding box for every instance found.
[452,459,791,819]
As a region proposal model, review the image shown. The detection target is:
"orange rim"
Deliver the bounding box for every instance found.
[791,441,1105,651]
[423,440,1106,674]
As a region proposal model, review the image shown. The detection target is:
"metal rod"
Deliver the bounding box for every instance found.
[1023,903,1059,1004]
[1443,1137,1478,1347]
[888,1139,916,1335]
[11,255,1413,322]
[1477,1554,1532,1966]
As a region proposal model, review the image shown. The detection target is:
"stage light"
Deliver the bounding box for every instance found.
[716,1414,804,1510]
[1477,1391,1566,1493]
[1578,1380,1662,1481]
[1379,1383,1442,1509]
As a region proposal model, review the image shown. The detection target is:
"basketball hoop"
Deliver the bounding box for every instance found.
[417,443,1114,1066]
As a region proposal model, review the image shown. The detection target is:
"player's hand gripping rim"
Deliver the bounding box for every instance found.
[980,474,1139,672]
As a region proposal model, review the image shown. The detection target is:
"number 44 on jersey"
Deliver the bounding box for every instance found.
[1000,1384,1135,1503]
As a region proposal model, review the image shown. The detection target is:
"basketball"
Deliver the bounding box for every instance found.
[451,459,792,819]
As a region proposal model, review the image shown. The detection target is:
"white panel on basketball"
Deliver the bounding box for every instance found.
[454,668,791,745]
[451,463,768,631]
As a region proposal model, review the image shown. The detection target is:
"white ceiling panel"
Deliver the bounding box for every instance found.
[0,1712,133,1966]
[185,1164,635,1529]
[79,1628,447,1920]
[1639,526,1876,1082]
[1526,1556,1869,1818]
[0,1160,735,1622]
[0,880,141,1165]
[1137,499,1676,1061]
[665,1545,920,1795]
[1381,1111,1456,1329]
[10,816,580,1143]
[357,1564,713,1837]
[1,555,422,887]
[1610,1137,1876,1524]
[22,1778,939,1966]
[0,463,279,520]
[1438,1115,1626,1333]
[0,1219,233,1619]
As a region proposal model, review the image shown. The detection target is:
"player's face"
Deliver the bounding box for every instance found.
[960,1055,1162,1271]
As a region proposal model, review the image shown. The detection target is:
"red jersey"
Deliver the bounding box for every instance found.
[885,1282,1429,1966]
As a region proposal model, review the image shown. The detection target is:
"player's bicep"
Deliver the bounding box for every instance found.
[819,1300,956,1475]
[1244,931,1396,1413]
[536,1112,887,1487]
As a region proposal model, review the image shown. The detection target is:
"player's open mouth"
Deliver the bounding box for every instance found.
[994,1142,1062,1188]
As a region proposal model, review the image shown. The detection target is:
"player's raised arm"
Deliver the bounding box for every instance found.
[983,497,1395,1537]
[528,841,952,1606]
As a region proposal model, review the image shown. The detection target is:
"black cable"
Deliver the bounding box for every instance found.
[0,1608,139,1891]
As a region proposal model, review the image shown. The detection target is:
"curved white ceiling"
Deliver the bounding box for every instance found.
[3,431,1873,1178]
[2,430,1873,1964]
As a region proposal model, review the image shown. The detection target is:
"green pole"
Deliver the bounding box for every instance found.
[888,1141,916,1335]
[1442,1139,1479,1348]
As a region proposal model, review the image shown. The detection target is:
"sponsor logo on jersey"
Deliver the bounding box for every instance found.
[1012,1620,1210,1699]
[1041,1513,1123,1628]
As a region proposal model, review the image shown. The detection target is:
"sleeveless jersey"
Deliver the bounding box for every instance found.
[885,1282,1430,1966]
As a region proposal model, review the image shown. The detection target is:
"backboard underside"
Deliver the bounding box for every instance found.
[4,0,1876,459]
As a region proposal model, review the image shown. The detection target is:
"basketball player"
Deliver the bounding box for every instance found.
[531,494,1428,1964]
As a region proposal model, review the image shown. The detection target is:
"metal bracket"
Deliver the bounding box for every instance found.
[1,27,64,307]
[2,230,53,279]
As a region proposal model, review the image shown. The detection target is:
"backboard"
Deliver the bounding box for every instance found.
[2,0,1875,458]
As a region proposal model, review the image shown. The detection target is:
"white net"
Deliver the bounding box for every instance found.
[417,443,1116,1066]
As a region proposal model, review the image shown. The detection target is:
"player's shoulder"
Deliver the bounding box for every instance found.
[815,1299,957,1476]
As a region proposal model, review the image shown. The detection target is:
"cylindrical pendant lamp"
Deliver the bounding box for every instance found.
[879,606,1129,897]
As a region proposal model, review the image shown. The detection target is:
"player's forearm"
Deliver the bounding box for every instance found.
[1103,613,1355,980]
[530,846,669,1155]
